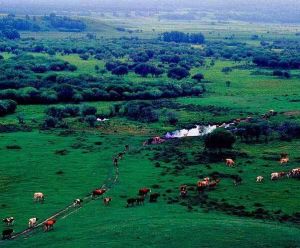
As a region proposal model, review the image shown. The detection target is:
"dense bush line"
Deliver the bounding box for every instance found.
[162,31,205,44]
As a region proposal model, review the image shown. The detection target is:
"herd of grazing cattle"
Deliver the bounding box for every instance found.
[126,188,160,207]
[1,144,161,240]
[178,154,300,200]
[2,186,160,240]
[2,139,300,240]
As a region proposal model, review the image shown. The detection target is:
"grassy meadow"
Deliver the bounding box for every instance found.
[1,14,300,248]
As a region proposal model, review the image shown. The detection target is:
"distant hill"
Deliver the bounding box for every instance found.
[0,13,87,32]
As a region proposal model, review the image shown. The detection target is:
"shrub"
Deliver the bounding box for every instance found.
[111,65,128,76]
[123,101,159,122]
[277,121,300,140]
[167,67,190,80]
[204,129,236,152]
[85,115,97,127]
[43,116,58,128]
[0,99,17,116]
[192,73,204,82]
[81,105,97,116]
[167,112,178,125]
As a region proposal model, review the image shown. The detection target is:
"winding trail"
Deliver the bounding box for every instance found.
[4,153,121,241]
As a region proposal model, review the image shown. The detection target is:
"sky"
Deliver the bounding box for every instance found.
[1,0,300,23]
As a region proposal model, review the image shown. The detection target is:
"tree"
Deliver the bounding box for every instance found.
[17,113,25,124]
[167,67,190,80]
[204,129,236,152]
[0,100,17,116]
[2,29,20,40]
[111,65,128,76]
[192,73,204,82]
[79,54,89,60]
[43,116,58,128]
[81,105,97,116]
[226,81,231,87]
[134,63,152,77]
[162,31,205,44]
[56,84,74,101]
[85,115,97,127]
[86,33,96,39]
[123,102,159,122]
[167,112,178,125]
[221,67,233,74]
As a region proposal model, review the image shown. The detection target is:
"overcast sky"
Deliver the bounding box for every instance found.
[1,0,300,21]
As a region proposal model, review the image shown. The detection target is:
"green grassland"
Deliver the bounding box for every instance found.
[1,16,300,248]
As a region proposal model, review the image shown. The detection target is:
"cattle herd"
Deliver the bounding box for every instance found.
[1,144,162,241]
[2,141,300,241]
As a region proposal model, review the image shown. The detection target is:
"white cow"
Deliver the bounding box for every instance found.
[73,199,83,207]
[291,168,300,174]
[28,217,38,228]
[225,159,235,167]
[256,176,264,182]
[33,192,44,202]
[271,172,285,180]
[280,157,289,165]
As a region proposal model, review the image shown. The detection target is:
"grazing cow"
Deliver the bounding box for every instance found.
[118,152,125,160]
[288,168,300,178]
[126,198,136,207]
[204,177,210,182]
[256,176,264,182]
[125,145,129,151]
[138,188,151,196]
[33,192,44,203]
[2,217,14,226]
[179,185,187,192]
[149,193,160,203]
[225,159,235,167]
[180,190,188,198]
[73,199,83,207]
[291,168,300,173]
[179,185,188,197]
[271,172,286,180]
[136,196,145,205]
[197,180,210,187]
[2,229,13,240]
[197,180,210,191]
[103,197,112,206]
[209,179,221,188]
[92,189,106,198]
[291,168,300,175]
[233,176,242,186]
[43,219,56,232]
[113,157,118,167]
[280,157,289,165]
[28,218,38,228]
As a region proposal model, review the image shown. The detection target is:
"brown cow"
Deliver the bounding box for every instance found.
[209,179,221,188]
[43,219,56,232]
[136,196,145,205]
[2,229,13,240]
[138,188,151,196]
[126,198,136,207]
[149,193,160,202]
[92,189,106,198]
